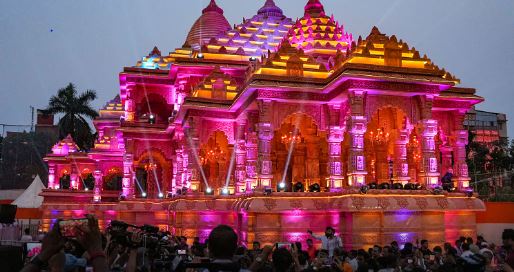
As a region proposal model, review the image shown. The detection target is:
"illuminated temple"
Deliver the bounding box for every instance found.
[42,0,486,249]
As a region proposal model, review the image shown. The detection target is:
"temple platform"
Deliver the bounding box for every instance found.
[40,190,485,249]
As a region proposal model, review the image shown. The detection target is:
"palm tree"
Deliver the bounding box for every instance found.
[43,83,99,150]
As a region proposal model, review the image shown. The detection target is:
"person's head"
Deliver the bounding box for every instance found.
[325,227,335,238]
[116,243,127,254]
[180,236,187,245]
[470,244,480,254]
[421,239,428,249]
[24,228,30,235]
[208,225,238,260]
[383,246,391,256]
[403,242,413,252]
[459,236,466,243]
[272,247,293,271]
[193,237,200,243]
[466,237,474,245]
[433,246,442,256]
[390,241,399,249]
[235,246,246,256]
[306,238,313,247]
[502,229,514,248]
[295,241,302,251]
[252,241,261,250]
[372,245,382,257]
[477,235,485,243]
[461,242,470,252]
[455,239,462,247]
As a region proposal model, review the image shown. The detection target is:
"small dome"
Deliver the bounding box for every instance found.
[258,0,284,18]
[304,0,325,17]
[185,0,231,49]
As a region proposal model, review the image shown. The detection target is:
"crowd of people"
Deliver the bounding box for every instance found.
[15,215,514,272]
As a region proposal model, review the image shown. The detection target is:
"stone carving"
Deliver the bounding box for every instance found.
[395,197,409,209]
[436,197,449,209]
[263,198,278,211]
[415,198,429,210]
[351,196,365,210]
[289,199,304,209]
[376,197,391,210]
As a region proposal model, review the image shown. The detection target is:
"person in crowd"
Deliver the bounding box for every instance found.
[501,228,514,272]
[20,228,33,242]
[307,227,342,257]
[305,238,317,261]
[20,214,108,272]
[419,239,431,256]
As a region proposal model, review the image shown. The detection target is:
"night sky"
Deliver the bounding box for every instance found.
[1,0,513,137]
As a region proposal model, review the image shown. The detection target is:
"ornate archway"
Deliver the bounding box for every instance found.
[199,131,231,192]
[271,113,328,190]
[364,107,412,184]
[134,149,171,198]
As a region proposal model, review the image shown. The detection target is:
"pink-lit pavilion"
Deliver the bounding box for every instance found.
[42,0,485,249]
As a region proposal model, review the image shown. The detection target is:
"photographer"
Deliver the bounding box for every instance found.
[20,214,108,272]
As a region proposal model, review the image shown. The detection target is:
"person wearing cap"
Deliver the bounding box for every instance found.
[64,253,87,272]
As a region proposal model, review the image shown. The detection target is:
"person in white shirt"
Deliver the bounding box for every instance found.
[20,228,33,242]
[307,226,343,257]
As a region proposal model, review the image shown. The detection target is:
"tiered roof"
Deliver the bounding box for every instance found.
[51,135,79,155]
[287,0,353,67]
[192,66,239,100]
[135,47,171,70]
[97,95,124,119]
[254,39,330,79]
[346,26,460,83]
[201,0,294,59]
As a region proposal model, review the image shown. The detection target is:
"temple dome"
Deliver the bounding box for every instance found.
[257,0,284,18]
[185,0,231,49]
[305,0,325,17]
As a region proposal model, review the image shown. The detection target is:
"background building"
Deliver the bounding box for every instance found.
[465,107,508,145]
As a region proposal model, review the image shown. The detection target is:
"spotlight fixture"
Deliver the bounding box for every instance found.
[392,183,404,190]
[141,192,147,198]
[148,114,156,124]
[84,187,89,191]
[369,182,378,189]
[221,187,229,195]
[205,187,214,195]
[197,53,204,59]
[118,194,126,201]
[167,192,174,198]
[466,190,474,198]
[360,185,369,194]
[249,56,257,61]
[293,182,304,192]
[378,182,391,190]
[278,182,286,192]
[264,187,272,196]
[442,183,455,192]
[432,186,444,195]
[158,192,164,198]
[308,183,321,193]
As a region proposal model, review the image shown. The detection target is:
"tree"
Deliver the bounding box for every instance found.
[42,83,98,150]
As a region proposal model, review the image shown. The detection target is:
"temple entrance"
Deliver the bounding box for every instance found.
[200,131,232,192]
[364,107,412,184]
[271,113,329,191]
[134,150,170,198]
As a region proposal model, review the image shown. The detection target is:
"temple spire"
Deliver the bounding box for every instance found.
[304,0,325,17]
[203,0,224,14]
[258,0,284,18]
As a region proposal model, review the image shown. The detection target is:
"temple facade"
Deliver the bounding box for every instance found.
[41,0,485,248]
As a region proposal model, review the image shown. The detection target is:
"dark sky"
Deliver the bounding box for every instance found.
[1,0,513,137]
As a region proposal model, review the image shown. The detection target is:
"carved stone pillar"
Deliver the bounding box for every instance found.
[347,116,367,187]
[257,100,273,188]
[122,154,135,198]
[124,85,135,122]
[257,122,273,188]
[420,119,440,188]
[246,132,258,191]
[93,169,102,202]
[185,118,201,191]
[394,129,410,184]
[328,126,344,191]
[235,125,247,194]
[174,148,184,191]
[48,164,56,189]
[453,130,470,190]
